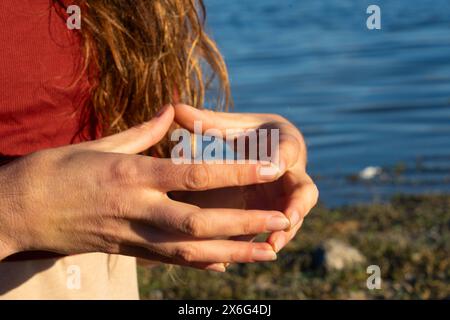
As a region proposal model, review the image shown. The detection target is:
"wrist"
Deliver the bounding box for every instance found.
[0,195,20,260]
[0,195,22,261]
[0,161,31,261]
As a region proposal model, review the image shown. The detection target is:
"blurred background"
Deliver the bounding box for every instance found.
[207,0,450,206]
[139,0,450,299]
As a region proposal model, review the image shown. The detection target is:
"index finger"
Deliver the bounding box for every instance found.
[146,158,283,192]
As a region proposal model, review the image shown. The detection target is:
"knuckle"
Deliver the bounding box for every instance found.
[183,165,210,190]
[180,213,207,237]
[226,165,250,187]
[241,215,253,235]
[110,158,138,184]
[173,245,198,263]
[234,166,248,186]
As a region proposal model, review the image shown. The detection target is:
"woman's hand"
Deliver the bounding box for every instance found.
[0,105,291,271]
[173,104,319,253]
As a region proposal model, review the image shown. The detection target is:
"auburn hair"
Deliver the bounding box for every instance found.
[55,0,231,156]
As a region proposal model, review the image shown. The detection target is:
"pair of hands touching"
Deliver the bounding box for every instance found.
[0,104,318,272]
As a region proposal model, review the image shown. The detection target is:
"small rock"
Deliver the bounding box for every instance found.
[252,274,274,291]
[358,166,382,180]
[313,239,366,271]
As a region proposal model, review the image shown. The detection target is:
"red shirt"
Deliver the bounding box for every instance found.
[0,0,98,160]
[0,1,99,261]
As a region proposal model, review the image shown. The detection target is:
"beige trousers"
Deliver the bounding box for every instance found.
[0,253,139,300]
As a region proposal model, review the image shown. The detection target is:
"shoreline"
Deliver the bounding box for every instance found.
[138,193,450,299]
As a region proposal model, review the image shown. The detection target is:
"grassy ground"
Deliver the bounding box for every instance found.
[138,194,450,299]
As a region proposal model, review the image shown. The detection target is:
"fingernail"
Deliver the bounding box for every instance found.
[266,216,290,231]
[258,162,281,181]
[289,210,301,227]
[156,104,171,117]
[273,236,285,253]
[252,248,277,261]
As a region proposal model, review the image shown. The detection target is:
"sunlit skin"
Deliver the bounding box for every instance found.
[0,105,317,273]
[172,104,318,256]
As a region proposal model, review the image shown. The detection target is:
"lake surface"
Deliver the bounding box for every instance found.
[206,0,450,206]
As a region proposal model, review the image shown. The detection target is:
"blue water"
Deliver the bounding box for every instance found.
[206,0,450,206]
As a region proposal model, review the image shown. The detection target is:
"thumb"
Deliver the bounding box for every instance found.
[81,104,174,154]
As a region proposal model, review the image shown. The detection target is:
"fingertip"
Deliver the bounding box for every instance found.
[287,210,301,228]
[257,161,283,181]
[266,214,291,232]
[156,104,174,119]
[173,104,205,128]
[173,103,198,114]
[268,232,286,253]
[252,247,277,261]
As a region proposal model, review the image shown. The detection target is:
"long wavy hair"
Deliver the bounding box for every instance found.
[55,0,231,156]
